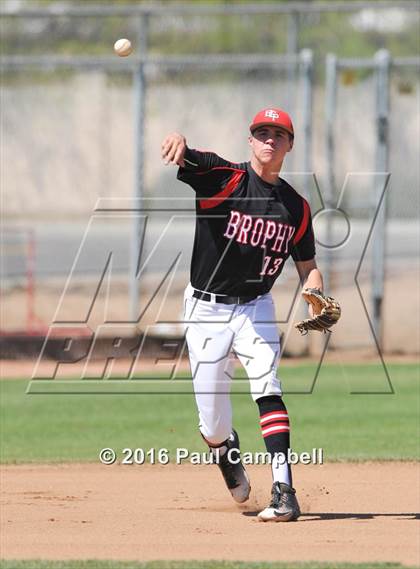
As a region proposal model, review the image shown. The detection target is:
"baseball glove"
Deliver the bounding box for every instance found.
[295,288,341,335]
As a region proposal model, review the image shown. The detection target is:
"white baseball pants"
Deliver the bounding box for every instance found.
[183,283,283,446]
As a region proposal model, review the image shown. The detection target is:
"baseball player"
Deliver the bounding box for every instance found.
[161,108,327,522]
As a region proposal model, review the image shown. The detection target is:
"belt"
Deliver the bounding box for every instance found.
[192,289,258,305]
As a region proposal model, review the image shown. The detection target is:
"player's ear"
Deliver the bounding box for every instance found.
[288,135,294,151]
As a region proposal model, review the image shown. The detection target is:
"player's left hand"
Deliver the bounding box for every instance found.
[308,303,314,318]
[295,288,341,335]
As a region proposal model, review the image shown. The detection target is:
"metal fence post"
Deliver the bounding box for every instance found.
[301,48,313,198]
[130,13,149,322]
[324,53,338,294]
[299,48,313,355]
[286,11,299,112]
[372,49,390,347]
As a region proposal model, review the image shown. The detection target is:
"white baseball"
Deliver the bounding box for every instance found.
[114,38,133,57]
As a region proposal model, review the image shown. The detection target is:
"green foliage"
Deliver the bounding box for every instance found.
[1,1,418,70]
[0,364,419,463]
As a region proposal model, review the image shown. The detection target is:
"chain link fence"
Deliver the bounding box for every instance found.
[1,2,419,355]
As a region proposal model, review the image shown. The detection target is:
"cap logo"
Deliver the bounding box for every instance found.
[265,109,279,120]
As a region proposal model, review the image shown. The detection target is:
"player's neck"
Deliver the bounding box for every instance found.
[250,157,283,185]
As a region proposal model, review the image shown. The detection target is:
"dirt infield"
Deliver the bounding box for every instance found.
[1,462,419,566]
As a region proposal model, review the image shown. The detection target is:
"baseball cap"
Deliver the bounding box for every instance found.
[250,108,294,137]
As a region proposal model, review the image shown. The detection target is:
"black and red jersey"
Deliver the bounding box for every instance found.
[177,147,315,297]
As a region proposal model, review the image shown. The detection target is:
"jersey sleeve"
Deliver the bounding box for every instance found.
[291,198,316,262]
[177,148,244,198]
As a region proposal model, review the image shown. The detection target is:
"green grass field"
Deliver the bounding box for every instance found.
[1,364,418,463]
[0,561,416,569]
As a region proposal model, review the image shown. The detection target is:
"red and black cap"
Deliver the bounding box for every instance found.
[250,108,294,137]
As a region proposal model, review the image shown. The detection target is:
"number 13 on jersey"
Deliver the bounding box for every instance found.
[260,256,284,276]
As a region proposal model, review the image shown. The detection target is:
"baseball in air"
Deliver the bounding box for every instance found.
[114,38,133,57]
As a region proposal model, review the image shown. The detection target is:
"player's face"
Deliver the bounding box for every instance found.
[249,126,293,166]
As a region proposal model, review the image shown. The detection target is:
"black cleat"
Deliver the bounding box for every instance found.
[258,482,301,522]
[212,429,251,503]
